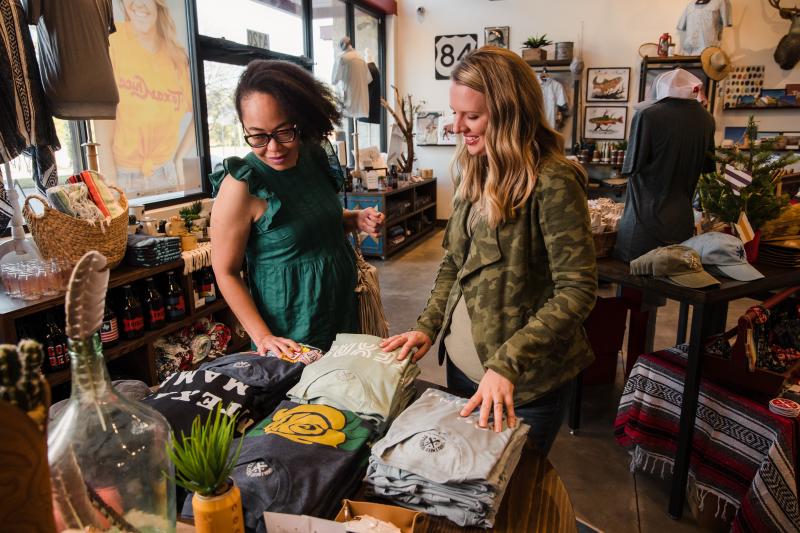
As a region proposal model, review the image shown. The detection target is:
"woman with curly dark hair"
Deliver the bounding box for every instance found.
[210,60,383,354]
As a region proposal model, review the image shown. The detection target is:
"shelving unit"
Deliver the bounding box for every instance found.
[0,260,248,399]
[341,178,437,259]
[723,106,800,111]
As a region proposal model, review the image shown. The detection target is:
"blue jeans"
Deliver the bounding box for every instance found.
[445,358,572,457]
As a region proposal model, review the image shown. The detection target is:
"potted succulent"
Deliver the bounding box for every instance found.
[168,404,244,533]
[177,201,203,251]
[522,34,552,62]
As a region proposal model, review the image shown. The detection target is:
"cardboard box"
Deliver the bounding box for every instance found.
[335,500,424,533]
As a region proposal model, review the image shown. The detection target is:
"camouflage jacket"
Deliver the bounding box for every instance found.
[415,160,598,405]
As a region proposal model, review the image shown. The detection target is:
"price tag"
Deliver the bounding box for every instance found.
[435,34,478,80]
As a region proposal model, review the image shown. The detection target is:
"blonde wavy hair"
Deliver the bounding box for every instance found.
[123,0,189,74]
[450,46,586,227]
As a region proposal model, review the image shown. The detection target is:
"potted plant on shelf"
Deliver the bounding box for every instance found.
[177,201,203,251]
[522,34,552,62]
[697,116,798,262]
[168,404,244,533]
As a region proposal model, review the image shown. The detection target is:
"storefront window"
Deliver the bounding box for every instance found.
[203,61,249,173]
[312,0,347,85]
[197,0,304,57]
[353,6,382,151]
[93,0,201,204]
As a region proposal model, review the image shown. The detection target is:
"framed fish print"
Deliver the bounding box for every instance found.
[586,67,630,102]
[583,106,628,140]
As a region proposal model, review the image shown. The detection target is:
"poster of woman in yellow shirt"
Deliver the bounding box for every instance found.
[95,0,197,200]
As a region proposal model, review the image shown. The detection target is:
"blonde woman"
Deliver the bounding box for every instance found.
[382,47,597,456]
[95,0,195,197]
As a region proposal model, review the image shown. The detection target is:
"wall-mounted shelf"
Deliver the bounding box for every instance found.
[524,58,571,67]
[723,106,800,111]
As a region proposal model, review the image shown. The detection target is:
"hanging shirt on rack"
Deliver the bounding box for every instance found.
[357,62,382,125]
[25,0,119,120]
[677,0,732,56]
[540,76,568,130]
[332,47,372,119]
[0,0,59,215]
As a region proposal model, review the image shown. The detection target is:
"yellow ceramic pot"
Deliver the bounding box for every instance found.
[192,482,244,533]
[180,234,198,251]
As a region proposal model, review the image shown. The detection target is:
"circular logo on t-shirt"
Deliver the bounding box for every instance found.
[246,461,274,478]
[418,431,446,453]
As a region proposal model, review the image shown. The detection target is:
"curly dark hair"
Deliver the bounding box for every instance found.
[234,60,342,142]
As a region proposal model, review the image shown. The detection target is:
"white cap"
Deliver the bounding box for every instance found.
[634,69,706,110]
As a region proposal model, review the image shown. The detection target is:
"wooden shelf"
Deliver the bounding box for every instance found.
[385,224,436,257]
[385,203,436,226]
[525,58,571,67]
[45,298,230,387]
[0,260,184,321]
[347,178,436,198]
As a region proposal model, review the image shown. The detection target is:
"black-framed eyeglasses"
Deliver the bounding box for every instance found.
[243,125,298,148]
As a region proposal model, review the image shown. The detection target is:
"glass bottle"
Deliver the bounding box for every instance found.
[164,272,186,321]
[48,333,176,531]
[43,313,69,373]
[199,268,217,303]
[99,302,119,348]
[143,278,166,330]
[119,285,145,340]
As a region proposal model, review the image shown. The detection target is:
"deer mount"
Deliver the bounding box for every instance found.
[769,0,800,69]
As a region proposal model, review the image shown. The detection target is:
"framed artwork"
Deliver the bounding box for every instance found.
[586,68,630,102]
[434,34,478,80]
[721,65,765,109]
[583,106,628,140]
[416,112,441,145]
[484,26,510,49]
[437,115,457,146]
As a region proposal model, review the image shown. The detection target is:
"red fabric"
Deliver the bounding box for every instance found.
[360,0,396,15]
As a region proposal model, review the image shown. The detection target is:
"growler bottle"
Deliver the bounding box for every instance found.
[99,302,119,348]
[143,278,166,330]
[119,285,144,340]
[199,268,217,303]
[165,271,186,321]
[43,313,69,372]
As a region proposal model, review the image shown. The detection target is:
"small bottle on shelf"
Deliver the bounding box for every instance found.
[43,313,69,372]
[199,268,217,303]
[99,302,120,348]
[143,278,166,330]
[165,271,186,321]
[119,285,145,340]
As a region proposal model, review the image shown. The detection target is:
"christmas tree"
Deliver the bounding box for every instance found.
[697,116,798,229]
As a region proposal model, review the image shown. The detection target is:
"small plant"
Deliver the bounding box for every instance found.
[178,201,203,234]
[523,34,552,48]
[167,404,243,497]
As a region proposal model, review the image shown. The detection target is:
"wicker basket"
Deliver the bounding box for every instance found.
[23,186,128,269]
[593,230,617,258]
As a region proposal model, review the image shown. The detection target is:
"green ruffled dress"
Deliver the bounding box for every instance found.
[209,143,358,350]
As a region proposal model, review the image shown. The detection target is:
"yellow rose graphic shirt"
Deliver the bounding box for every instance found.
[182,401,373,533]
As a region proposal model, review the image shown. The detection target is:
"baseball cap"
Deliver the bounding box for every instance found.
[682,232,763,281]
[630,245,720,288]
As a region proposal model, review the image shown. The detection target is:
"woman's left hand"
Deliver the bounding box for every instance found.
[460,369,517,432]
[356,207,385,239]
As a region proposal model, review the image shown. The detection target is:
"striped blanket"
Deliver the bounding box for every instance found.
[615,346,800,532]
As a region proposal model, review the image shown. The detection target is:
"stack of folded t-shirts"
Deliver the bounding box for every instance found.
[182,400,374,533]
[364,388,530,528]
[142,352,307,438]
[286,333,420,433]
[125,233,182,267]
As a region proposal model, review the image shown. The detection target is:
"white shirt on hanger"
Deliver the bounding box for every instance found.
[332,47,373,119]
[540,76,568,130]
[677,0,732,56]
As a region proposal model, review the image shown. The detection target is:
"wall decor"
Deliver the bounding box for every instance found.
[437,116,458,146]
[722,65,765,109]
[484,26,510,49]
[586,68,630,102]
[416,111,442,145]
[583,106,628,141]
[434,34,478,80]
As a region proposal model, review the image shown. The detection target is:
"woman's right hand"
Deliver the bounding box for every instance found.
[381,331,433,362]
[255,334,301,356]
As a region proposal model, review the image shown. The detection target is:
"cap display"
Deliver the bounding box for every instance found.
[630,245,720,288]
[683,232,764,282]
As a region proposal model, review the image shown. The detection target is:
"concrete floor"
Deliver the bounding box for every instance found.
[374,229,754,533]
